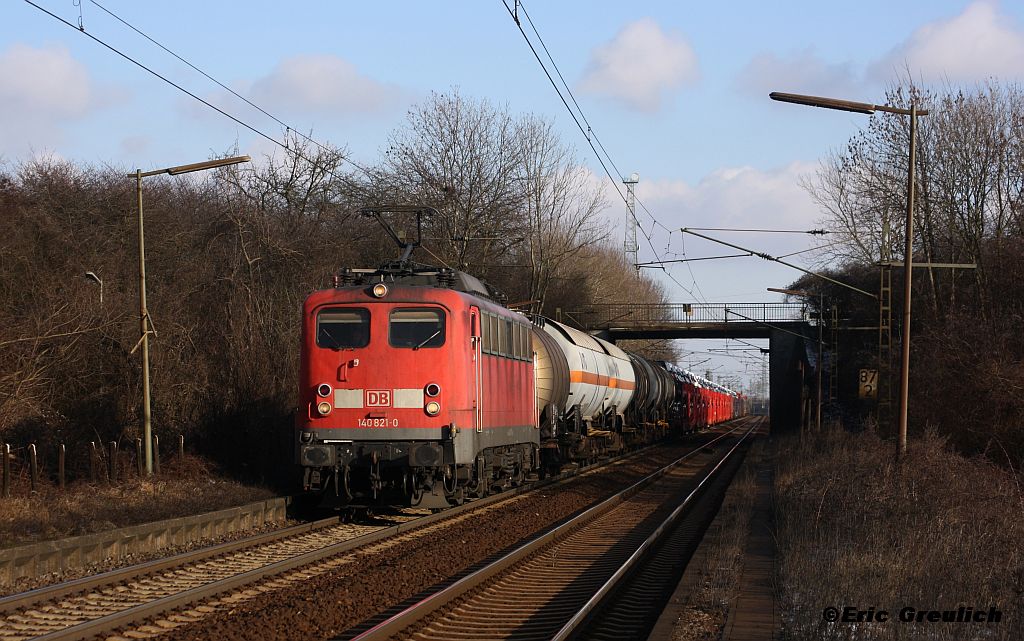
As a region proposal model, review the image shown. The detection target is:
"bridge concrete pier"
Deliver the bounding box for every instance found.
[768,328,813,435]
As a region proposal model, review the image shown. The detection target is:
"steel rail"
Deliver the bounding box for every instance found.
[347,420,755,641]
[0,436,677,641]
[0,515,340,614]
[552,417,758,639]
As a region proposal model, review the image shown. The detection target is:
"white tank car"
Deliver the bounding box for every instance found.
[539,319,636,422]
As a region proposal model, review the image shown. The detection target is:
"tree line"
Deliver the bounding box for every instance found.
[0,90,669,483]
[799,79,1024,465]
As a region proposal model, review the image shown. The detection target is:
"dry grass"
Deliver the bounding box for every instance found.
[0,455,275,549]
[776,428,1024,640]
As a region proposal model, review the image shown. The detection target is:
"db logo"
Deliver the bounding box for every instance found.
[366,390,392,407]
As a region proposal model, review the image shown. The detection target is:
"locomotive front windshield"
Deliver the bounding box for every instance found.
[390,308,445,349]
[317,308,370,349]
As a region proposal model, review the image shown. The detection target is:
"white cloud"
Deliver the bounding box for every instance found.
[578,18,699,112]
[0,43,106,152]
[249,54,402,116]
[630,163,827,301]
[737,49,862,98]
[737,1,1024,101]
[0,43,94,117]
[640,161,820,235]
[870,0,1024,82]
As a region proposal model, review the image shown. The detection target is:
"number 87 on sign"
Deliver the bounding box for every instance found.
[859,369,878,399]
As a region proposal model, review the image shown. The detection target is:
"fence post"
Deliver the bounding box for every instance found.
[2,443,9,498]
[153,434,161,476]
[89,441,99,483]
[108,441,118,483]
[178,434,185,461]
[29,444,38,494]
[58,443,66,490]
[135,438,144,477]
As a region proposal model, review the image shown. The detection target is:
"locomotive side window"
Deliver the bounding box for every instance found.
[520,324,530,360]
[317,308,370,349]
[482,312,494,354]
[489,315,499,355]
[512,323,521,359]
[498,318,509,356]
[390,308,446,349]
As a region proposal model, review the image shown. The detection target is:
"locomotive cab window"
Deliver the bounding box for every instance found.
[390,308,445,349]
[317,308,370,349]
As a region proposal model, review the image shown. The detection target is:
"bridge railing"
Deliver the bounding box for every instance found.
[567,302,808,329]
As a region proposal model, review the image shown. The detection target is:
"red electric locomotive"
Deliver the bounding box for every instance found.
[295,209,539,508]
[296,267,539,509]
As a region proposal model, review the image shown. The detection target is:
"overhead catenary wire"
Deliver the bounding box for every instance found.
[776,241,842,259]
[635,253,752,268]
[501,0,707,301]
[636,240,843,267]
[86,0,372,178]
[22,0,369,183]
[681,227,878,300]
[685,227,830,234]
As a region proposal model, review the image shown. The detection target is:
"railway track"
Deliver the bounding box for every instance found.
[345,416,762,641]
[0,435,700,641]
[0,513,427,641]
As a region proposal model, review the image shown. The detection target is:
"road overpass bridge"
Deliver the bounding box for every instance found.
[564,302,822,433]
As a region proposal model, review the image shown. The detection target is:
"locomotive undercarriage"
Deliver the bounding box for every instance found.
[298,399,673,511]
[300,439,539,510]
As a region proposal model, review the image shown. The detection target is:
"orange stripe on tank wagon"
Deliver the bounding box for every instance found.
[569,370,636,390]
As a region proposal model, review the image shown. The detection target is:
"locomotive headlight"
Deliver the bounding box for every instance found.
[371,283,388,298]
[316,383,333,398]
[425,383,441,397]
[424,401,441,416]
[316,401,333,416]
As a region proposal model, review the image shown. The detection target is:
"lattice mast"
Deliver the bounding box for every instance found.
[623,173,639,268]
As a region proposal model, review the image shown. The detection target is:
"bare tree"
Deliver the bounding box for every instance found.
[381,90,528,271]
[807,80,1024,313]
[517,116,607,310]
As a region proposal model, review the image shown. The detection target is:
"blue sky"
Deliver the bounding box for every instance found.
[5,0,1023,388]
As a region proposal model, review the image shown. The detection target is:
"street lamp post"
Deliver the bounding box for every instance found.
[770,91,927,460]
[132,155,250,475]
